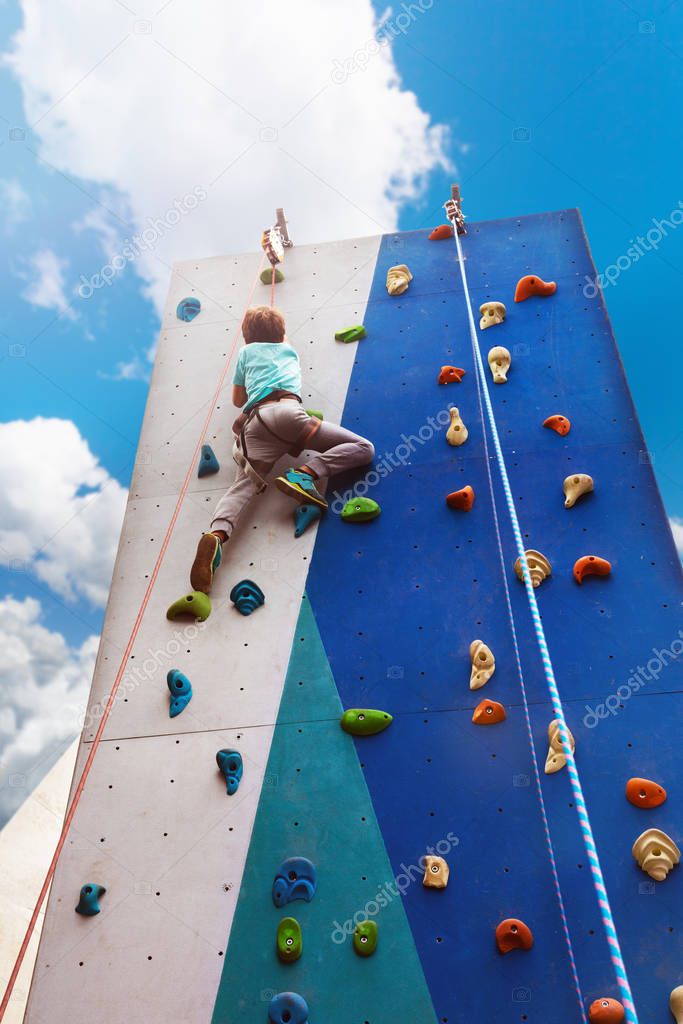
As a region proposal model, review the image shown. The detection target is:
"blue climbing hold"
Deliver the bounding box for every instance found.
[75,883,106,916]
[293,503,322,538]
[230,579,265,616]
[272,857,317,907]
[198,444,219,478]
[176,296,201,322]
[216,749,243,795]
[268,992,309,1024]
[167,669,192,718]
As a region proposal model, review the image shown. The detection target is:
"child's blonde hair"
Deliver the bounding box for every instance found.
[242,306,286,345]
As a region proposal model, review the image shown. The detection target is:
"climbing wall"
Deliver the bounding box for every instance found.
[23,211,682,1024]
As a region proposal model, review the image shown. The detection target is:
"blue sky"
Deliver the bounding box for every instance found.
[0,0,681,822]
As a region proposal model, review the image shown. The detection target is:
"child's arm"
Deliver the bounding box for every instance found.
[232,384,248,408]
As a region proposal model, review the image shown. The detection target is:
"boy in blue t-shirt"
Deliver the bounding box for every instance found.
[190,305,374,594]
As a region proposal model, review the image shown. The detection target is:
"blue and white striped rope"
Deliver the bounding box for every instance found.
[447,213,639,1024]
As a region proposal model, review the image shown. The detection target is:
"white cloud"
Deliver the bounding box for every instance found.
[0,177,31,229]
[670,517,683,559]
[0,418,127,606]
[0,595,97,823]
[5,0,450,313]
[20,247,77,321]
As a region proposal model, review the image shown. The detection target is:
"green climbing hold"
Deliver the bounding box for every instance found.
[335,325,366,343]
[276,917,302,963]
[341,497,381,522]
[305,409,324,420]
[341,708,393,736]
[260,268,284,285]
[166,591,212,622]
[353,919,378,957]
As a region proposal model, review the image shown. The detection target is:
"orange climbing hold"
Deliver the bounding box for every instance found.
[472,699,506,725]
[429,224,453,241]
[574,555,612,585]
[495,918,533,954]
[543,414,571,436]
[446,486,475,512]
[588,998,625,1024]
[514,274,557,302]
[626,777,667,809]
[438,365,465,385]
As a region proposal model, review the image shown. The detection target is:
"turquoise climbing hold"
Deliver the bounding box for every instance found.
[216,749,243,795]
[276,917,302,963]
[334,325,366,343]
[230,579,265,615]
[341,708,393,736]
[268,992,309,1024]
[176,297,201,322]
[272,857,317,907]
[341,497,381,522]
[167,669,192,718]
[166,591,212,622]
[294,504,322,538]
[75,883,106,916]
[354,919,378,957]
[198,444,219,477]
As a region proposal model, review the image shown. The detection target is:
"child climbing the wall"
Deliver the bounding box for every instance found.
[189,305,375,594]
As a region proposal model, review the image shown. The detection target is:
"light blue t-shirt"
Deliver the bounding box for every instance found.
[233,342,301,410]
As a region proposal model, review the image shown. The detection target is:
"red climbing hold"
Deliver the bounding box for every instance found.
[514,274,557,302]
[573,555,612,585]
[626,777,667,809]
[446,486,474,512]
[543,414,571,436]
[429,224,453,241]
[472,699,506,725]
[495,918,533,954]
[438,365,466,385]
[588,998,625,1024]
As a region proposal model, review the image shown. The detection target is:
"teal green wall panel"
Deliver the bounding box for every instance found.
[211,595,437,1024]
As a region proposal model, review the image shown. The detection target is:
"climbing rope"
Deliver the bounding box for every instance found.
[446,210,639,1024]
[0,255,267,1022]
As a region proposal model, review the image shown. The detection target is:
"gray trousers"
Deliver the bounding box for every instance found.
[211,399,374,538]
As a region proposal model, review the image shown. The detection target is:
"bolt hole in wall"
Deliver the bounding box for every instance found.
[304,212,683,1022]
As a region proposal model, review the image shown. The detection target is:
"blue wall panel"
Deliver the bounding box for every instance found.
[307,211,683,1022]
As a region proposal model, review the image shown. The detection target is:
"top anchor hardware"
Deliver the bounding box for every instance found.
[261,208,293,266]
[443,184,467,236]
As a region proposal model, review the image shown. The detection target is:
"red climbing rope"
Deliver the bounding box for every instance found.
[0,255,266,1022]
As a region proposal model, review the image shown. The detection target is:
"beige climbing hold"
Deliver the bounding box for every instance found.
[479,301,506,330]
[469,640,495,690]
[446,407,468,446]
[632,828,680,882]
[422,855,449,889]
[488,346,511,384]
[386,264,412,296]
[514,549,551,588]
[564,474,594,509]
[545,719,575,774]
[670,986,683,1024]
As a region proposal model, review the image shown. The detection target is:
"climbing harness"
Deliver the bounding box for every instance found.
[232,391,322,493]
[444,188,639,1024]
[0,254,269,1023]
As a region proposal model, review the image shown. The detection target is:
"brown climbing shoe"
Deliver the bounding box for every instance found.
[274,469,328,510]
[190,533,223,594]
